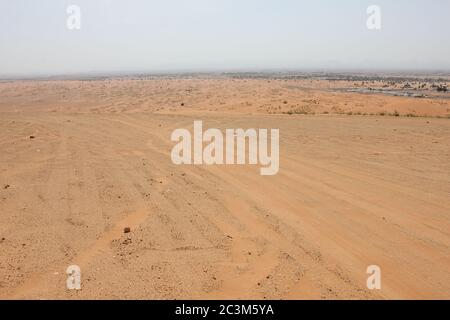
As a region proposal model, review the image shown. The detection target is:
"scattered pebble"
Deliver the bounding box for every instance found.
[122,238,132,245]
[3,184,10,189]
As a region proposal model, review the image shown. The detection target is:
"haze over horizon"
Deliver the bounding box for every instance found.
[1,0,450,77]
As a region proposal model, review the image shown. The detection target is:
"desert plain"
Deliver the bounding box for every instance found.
[0,73,449,299]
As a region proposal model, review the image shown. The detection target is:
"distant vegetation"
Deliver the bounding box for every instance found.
[436,85,448,92]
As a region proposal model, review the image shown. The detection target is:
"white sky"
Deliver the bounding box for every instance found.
[1,0,449,76]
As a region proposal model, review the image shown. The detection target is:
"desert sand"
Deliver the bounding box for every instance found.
[0,75,449,299]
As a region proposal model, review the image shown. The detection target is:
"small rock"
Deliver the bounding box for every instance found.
[123,227,131,234]
[3,184,10,189]
[29,136,35,139]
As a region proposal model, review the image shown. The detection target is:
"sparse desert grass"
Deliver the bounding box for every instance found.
[283,105,312,115]
[281,109,450,119]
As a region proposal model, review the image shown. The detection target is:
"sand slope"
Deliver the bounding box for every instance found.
[0,78,449,299]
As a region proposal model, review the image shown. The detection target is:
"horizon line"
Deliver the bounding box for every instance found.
[2,67,450,81]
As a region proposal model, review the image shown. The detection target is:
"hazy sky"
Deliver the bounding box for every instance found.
[1,0,449,76]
